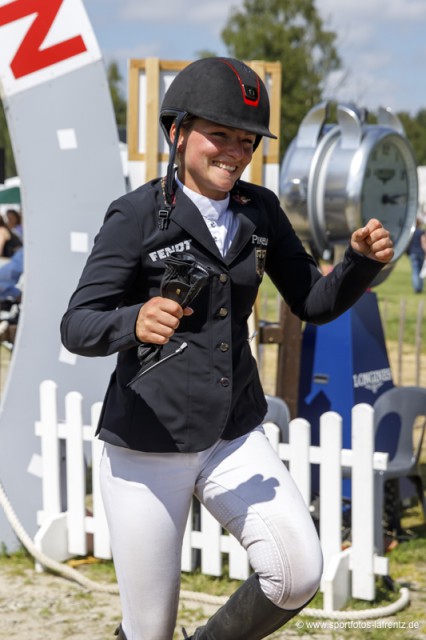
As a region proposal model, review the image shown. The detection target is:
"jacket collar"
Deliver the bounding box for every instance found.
[171,184,260,264]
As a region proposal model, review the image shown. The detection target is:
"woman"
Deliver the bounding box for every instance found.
[0,216,22,258]
[6,209,23,240]
[61,57,393,640]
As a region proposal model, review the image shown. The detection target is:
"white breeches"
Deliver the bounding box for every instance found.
[100,427,323,640]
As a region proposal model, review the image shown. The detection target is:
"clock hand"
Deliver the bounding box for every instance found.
[382,193,407,205]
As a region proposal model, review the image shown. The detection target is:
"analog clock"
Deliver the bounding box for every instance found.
[280,103,418,279]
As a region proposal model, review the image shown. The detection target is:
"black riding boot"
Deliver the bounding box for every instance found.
[114,624,127,640]
[184,573,312,640]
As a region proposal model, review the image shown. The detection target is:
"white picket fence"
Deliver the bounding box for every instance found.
[34,379,390,611]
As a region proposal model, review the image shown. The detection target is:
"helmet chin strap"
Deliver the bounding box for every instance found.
[158,111,187,231]
[166,111,187,205]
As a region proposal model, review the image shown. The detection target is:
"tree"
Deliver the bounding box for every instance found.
[0,101,17,179]
[107,61,127,130]
[221,0,341,156]
[196,49,219,59]
[397,110,426,166]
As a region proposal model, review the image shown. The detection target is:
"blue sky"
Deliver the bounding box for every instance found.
[83,0,426,117]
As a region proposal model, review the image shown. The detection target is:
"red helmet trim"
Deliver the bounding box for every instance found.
[220,59,260,108]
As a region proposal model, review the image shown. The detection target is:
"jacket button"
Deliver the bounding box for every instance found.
[218,307,228,317]
[219,377,230,387]
[219,342,229,352]
[219,273,228,283]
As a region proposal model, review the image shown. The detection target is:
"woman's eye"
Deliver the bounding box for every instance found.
[207,131,255,148]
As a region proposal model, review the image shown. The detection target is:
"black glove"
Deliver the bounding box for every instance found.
[160,251,211,307]
[128,252,211,386]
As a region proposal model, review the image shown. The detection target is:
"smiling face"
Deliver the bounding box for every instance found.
[171,117,256,200]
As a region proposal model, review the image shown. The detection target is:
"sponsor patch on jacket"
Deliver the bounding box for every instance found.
[251,235,268,278]
[149,240,192,262]
[252,234,268,247]
[255,248,267,278]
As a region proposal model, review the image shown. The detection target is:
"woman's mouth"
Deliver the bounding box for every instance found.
[213,161,237,173]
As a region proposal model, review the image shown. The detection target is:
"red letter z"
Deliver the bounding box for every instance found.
[0,0,87,79]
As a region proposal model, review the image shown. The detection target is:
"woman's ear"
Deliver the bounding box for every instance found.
[170,122,185,153]
[170,122,177,145]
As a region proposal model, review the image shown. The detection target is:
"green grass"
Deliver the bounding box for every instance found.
[376,255,425,344]
[180,568,242,597]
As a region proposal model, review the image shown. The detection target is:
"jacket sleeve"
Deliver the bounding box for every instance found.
[60,197,145,357]
[265,193,385,325]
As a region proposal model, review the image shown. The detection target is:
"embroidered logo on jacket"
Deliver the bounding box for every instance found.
[149,240,192,262]
[232,191,251,205]
[252,234,268,247]
[255,249,267,278]
[251,235,268,278]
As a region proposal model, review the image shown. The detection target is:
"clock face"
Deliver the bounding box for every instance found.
[361,135,417,248]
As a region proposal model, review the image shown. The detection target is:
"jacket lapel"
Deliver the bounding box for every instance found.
[224,195,259,264]
[170,185,261,264]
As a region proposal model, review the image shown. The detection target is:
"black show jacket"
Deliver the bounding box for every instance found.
[61,178,384,453]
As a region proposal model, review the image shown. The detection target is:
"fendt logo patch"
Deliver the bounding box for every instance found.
[0,0,101,96]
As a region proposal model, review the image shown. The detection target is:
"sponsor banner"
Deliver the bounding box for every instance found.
[353,368,392,394]
[0,0,101,97]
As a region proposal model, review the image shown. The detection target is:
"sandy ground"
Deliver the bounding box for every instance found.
[1,558,426,639]
[1,337,425,639]
[0,560,310,639]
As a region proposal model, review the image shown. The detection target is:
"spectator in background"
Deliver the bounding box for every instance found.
[0,246,23,344]
[6,209,23,240]
[0,246,23,301]
[0,215,22,259]
[406,216,426,293]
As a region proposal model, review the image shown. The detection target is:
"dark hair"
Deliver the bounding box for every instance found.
[6,209,21,222]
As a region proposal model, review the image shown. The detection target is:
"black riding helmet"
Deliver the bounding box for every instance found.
[159,57,277,214]
[160,57,276,147]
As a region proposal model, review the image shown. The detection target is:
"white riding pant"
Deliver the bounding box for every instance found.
[100,426,323,640]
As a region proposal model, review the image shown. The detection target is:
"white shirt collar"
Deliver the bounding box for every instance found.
[176,175,230,221]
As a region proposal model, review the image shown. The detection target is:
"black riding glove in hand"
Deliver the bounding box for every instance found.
[128,252,211,386]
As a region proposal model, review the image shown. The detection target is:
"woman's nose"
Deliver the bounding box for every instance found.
[226,138,245,159]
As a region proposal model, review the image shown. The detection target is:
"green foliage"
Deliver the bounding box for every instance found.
[196,49,219,59]
[397,109,426,165]
[220,1,426,163]
[107,61,127,128]
[0,101,17,179]
[221,0,341,155]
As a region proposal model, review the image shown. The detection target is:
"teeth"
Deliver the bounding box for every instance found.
[214,161,236,172]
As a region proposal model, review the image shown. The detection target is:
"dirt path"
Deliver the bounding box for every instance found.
[1,564,121,639]
[0,561,294,639]
[1,558,425,639]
